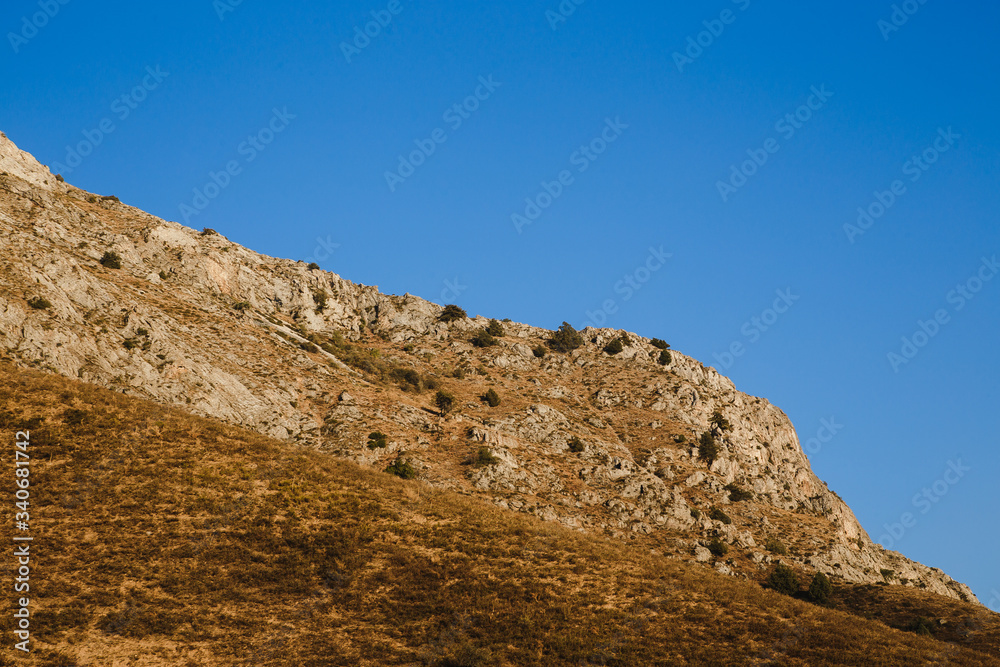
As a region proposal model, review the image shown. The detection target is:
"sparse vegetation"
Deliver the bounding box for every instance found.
[481,389,501,407]
[658,349,672,366]
[385,458,417,479]
[470,329,497,348]
[549,322,583,353]
[158,270,169,280]
[438,304,467,323]
[367,432,388,449]
[313,290,328,313]
[809,571,833,603]
[765,538,788,556]
[99,251,122,269]
[532,345,547,358]
[568,437,585,453]
[201,228,218,236]
[470,447,500,466]
[233,301,250,312]
[710,409,732,433]
[486,319,505,337]
[726,483,753,502]
[55,173,65,182]
[708,538,729,558]
[650,338,670,350]
[603,337,624,355]
[27,296,52,310]
[698,431,720,465]
[307,262,320,270]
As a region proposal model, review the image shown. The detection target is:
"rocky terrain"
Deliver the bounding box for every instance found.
[0,130,977,604]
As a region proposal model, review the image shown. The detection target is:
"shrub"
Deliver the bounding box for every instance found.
[481,389,500,407]
[470,329,497,348]
[391,367,423,392]
[471,447,499,466]
[708,507,731,525]
[385,459,416,479]
[708,538,729,558]
[438,304,467,323]
[158,270,169,281]
[769,563,800,596]
[567,437,585,453]
[726,483,753,502]
[55,173,65,182]
[603,338,624,355]
[764,538,788,556]
[486,319,505,337]
[532,345,547,358]
[690,508,701,520]
[880,568,895,581]
[123,338,141,351]
[808,571,833,603]
[201,228,218,236]
[710,409,732,433]
[658,350,672,366]
[434,390,455,416]
[233,301,250,312]
[549,322,583,353]
[367,432,388,449]
[27,296,52,310]
[673,434,687,444]
[99,252,122,269]
[313,290,328,313]
[451,367,466,379]
[698,432,719,465]
[101,195,120,203]
[650,338,670,350]
[307,262,320,270]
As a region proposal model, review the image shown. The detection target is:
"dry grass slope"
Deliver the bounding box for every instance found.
[0,363,999,666]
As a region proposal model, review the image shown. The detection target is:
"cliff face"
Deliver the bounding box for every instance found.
[0,131,976,603]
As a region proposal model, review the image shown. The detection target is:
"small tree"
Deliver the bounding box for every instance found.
[532,345,547,358]
[658,350,672,366]
[313,290,328,313]
[99,252,122,269]
[486,319,505,337]
[307,262,321,270]
[768,563,800,596]
[438,304,467,323]
[549,322,583,353]
[470,329,497,348]
[650,338,670,350]
[481,389,501,407]
[709,409,732,434]
[434,390,455,416]
[808,571,833,603]
[698,432,719,465]
[708,538,729,558]
[603,338,624,355]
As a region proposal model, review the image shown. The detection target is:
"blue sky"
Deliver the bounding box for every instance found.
[2,0,998,605]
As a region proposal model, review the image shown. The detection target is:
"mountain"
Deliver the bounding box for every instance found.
[1,130,996,664]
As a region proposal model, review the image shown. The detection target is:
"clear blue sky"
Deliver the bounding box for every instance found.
[3,0,998,606]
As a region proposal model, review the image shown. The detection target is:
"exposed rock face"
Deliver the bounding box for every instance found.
[0,131,977,604]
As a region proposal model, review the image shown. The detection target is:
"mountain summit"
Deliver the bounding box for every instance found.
[0,130,977,608]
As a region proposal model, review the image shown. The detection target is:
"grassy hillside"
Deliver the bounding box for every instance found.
[0,361,997,666]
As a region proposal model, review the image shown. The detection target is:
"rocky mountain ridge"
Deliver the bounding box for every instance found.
[0,131,977,603]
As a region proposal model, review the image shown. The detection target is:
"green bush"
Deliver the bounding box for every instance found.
[708,507,731,525]
[603,338,624,355]
[698,432,719,465]
[690,508,701,520]
[486,319,505,337]
[99,252,122,269]
[438,305,467,323]
[650,338,670,350]
[726,483,753,502]
[768,563,800,596]
[55,173,65,183]
[549,322,583,353]
[481,389,501,407]
[233,301,251,312]
[673,434,687,444]
[27,296,52,310]
[764,538,788,556]
[201,228,218,236]
[532,345,547,358]
[307,262,320,270]
[808,571,833,603]
[471,447,499,466]
[435,390,455,416]
[158,270,169,281]
[658,350,672,366]
[708,538,729,558]
[367,432,388,449]
[385,459,417,479]
[313,291,328,313]
[470,329,497,348]
[710,409,732,433]
[567,437,585,453]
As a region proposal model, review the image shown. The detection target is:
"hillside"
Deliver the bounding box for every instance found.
[1,361,999,666]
